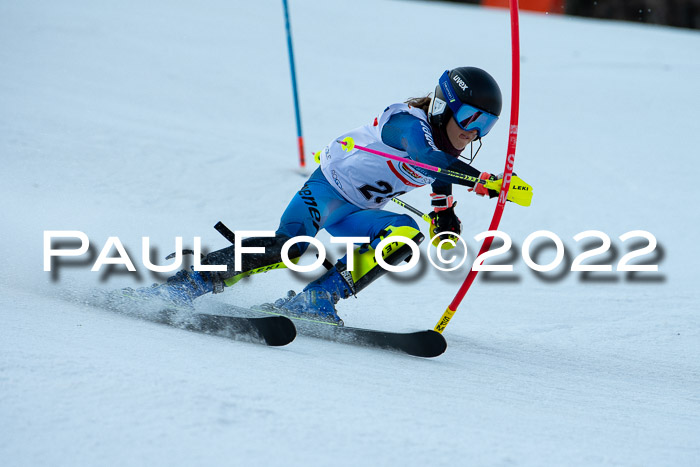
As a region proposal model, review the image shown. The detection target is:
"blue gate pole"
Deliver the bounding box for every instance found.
[282,0,305,167]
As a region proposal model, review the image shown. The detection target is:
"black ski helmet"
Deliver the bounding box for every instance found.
[428,67,502,136]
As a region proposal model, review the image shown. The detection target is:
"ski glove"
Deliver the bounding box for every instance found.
[428,193,461,249]
[469,172,500,198]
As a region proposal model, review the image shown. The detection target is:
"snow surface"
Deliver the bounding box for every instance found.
[2,0,700,465]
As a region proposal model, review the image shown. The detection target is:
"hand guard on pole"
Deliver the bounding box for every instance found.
[428,193,461,250]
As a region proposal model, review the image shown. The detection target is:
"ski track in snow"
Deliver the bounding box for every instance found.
[1,0,699,465]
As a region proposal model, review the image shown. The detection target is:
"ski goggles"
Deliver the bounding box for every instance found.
[438,70,499,137]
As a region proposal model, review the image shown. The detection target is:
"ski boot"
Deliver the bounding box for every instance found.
[275,265,353,325]
[121,268,215,308]
[274,225,425,325]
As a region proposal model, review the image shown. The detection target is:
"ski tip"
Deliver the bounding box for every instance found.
[408,330,448,358]
[260,316,297,346]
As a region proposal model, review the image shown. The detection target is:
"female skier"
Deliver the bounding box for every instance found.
[136,66,504,324]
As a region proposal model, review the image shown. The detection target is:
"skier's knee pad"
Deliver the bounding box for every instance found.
[347,225,424,295]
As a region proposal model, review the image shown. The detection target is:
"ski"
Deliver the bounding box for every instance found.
[153,310,297,347]
[81,292,297,347]
[220,304,447,358]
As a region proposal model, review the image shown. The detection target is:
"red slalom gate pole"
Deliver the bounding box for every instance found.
[434,0,521,333]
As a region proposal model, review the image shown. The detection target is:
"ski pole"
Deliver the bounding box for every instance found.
[338,137,531,207]
[391,198,431,224]
[338,137,481,185]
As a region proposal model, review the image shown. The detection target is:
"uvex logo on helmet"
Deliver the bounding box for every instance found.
[452,75,468,91]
